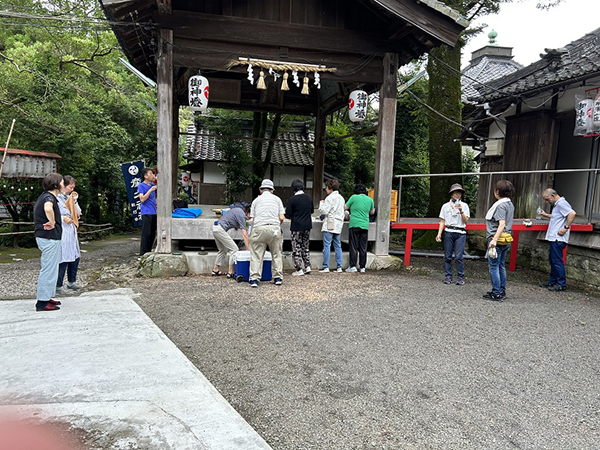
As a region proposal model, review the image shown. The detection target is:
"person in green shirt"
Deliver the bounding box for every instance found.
[345,184,375,273]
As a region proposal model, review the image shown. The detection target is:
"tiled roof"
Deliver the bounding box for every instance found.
[184,123,314,167]
[462,55,523,102]
[470,27,600,103]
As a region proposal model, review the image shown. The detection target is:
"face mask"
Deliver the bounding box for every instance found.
[550,200,556,207]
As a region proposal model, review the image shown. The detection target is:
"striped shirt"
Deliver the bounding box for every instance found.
[58,193,81,263]
[251,191,284,227]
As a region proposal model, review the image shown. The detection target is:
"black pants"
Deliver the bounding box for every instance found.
[349,227,368,269]
[57,258,80,287]
[140,214,157,256]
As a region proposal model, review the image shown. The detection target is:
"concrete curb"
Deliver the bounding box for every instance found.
[0,288,272,449]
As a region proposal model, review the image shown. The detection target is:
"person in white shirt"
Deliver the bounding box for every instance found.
[538,188,576,291]
[435,183,470,285]
[318,178,345,273]
[248,179,285,287]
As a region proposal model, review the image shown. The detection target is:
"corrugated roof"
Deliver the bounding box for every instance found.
[470,27,600,103]
[0,148,62,159]
[184,123,314,167]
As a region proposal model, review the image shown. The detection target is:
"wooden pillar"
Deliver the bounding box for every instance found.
[373,53,399,256]
[172,98,179,199]
[312,113,326,206]
[156,28,174,253]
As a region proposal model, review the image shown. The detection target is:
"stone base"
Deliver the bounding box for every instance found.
[180,250,397,275]
[139,253,189,278]
[515,231,600,290]
[370,255,403,271]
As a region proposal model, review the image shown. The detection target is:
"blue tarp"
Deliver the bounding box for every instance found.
[172,208,203,218]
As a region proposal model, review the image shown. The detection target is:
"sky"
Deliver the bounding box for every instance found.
[462,0,598,68]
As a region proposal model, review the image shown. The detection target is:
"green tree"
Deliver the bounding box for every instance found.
[428,0,562,217]
[251,111,282,197]
[324,121,357,200]
[395,73,430,217]
[0,0,157,243]
[211,114,254,204]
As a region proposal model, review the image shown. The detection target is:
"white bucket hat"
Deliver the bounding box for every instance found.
[260,179,274,190]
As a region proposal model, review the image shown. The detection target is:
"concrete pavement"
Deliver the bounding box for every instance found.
[0,289,271,449]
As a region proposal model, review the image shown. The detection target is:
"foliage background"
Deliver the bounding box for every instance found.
[0,0,157,246]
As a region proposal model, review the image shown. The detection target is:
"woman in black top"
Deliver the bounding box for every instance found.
[285,179,314,276]
[34,173,64,311]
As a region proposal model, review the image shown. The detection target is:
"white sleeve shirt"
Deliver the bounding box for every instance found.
[439,200,470,233]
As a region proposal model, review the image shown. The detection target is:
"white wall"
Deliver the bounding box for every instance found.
[203,161,225,184]
[273,165,304,188]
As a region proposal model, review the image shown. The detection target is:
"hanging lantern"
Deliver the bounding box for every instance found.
[574,97,593,135]
[593,92,600,128]
[349,90,368,123]
[188,73,209,113]
[181,172,190,188]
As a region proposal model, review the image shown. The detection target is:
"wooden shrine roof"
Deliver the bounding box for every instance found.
[100,0,467,115]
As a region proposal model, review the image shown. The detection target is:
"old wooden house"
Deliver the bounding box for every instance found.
[181,120,315,204]
[100,0,467,258]
[464,26,600,287]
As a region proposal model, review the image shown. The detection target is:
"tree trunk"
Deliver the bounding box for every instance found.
[251,112,282,198]
[427,43,463,217]
[251,112,267,198]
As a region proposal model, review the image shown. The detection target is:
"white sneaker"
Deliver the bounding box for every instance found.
[304,266,311,274]
[345,266,358,273]
[359,268,366,273]
[292,269,304,277]
[335,268,343,273]
[319,268,330,273]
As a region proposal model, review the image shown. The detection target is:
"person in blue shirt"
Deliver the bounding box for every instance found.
[538,189,576,291]
[137,168,157,257]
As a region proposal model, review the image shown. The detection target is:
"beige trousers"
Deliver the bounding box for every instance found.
[249,224,283,281]
[213,225,240,267]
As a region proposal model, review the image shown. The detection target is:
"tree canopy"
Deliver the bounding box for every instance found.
[0,0,157,233]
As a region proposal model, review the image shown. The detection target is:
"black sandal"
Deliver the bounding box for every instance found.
[226,273,234,279]
[211,270,225,276]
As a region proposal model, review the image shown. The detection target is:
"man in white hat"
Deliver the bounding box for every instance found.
[248,179,285,287]
[435,183,470,285]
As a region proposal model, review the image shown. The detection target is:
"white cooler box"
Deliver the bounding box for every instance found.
[233,251,272,282]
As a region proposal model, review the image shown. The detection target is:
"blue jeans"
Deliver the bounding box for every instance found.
[444,232,466,278]
[488,241,510,295]
[548,241,567,287]
[57,257,80,287]
[36,237,61,301]
[322,232,342,269]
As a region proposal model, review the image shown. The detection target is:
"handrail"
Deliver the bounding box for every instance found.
[395,168,600,224]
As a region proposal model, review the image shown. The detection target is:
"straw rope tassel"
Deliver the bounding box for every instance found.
[301,73,309,95]
[257,70,267,90]
[281,72,289,91]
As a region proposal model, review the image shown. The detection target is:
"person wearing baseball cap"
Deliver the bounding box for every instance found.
[248,179,285,287]
[435,183,470,285]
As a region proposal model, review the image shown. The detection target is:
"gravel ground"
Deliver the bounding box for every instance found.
[0,235,140,300]
[3,236,600,449]
[131,263,600,450]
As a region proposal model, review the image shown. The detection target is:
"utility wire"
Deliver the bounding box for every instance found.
[405,88,484,140]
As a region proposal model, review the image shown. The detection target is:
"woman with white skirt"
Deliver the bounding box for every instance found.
[56,175,82,294]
